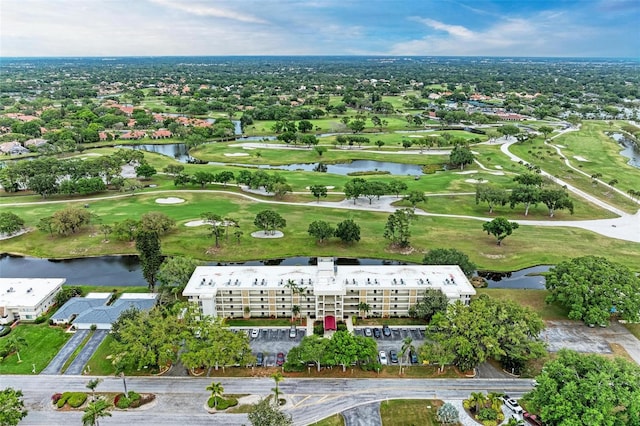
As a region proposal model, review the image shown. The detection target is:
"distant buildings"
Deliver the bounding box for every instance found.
[183,258,475,325]
[0,278,65,324]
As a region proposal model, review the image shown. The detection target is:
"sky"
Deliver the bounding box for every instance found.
[1,0,639,58]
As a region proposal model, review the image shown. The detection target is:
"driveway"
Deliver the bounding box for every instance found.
[41,329,89,375]
[342,402,381,426]
[64,330,109,375]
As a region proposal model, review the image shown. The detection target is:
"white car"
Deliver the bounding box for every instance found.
[251,328,260,338]
[502,395,524,414]
[378,350,388,365]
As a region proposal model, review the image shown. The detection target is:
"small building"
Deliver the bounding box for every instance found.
[0,278,65,324]
[151,129,172,139]
[183,258,475,322]
[50,292,158,330]
[0,141,29,155]
[24,138,48,148]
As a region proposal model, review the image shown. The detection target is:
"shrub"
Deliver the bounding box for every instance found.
[313,322,324,335]
[115,391,141,409]
[208,396,238,410]
[477,408,498,421]
[56,392,87,408]
[337,321,348,331]
[34,315,47,324]
[51,393,62,404]
[360,361,382,372]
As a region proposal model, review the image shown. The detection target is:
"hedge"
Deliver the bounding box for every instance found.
[115,391,141,409]
[207,396,238,410]
[56,392,87,408]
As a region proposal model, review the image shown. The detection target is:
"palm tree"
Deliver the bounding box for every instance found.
[505,417,525,426]
[399,337,415,375]
[285,279,305,321]
[206,381,224,410]
[358,302,371,319]
[5,335,27,363]
[86,378,103,402]
[271,371,284,406]
[487,392,504,412]
[291,305,301,322]
[470,392,487,413]
[82,400,111,426]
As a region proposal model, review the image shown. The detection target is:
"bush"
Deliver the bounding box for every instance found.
[360,361,382,372]
[34,315,47,324]
[208,396,238,410]
[313,321,324,335]
[51,393,62,404]
[115,391,141,409]
[477,408,498,421]
[337,321,348,331]
[56,392,87,408]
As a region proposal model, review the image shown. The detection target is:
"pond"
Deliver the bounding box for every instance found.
[0,254,548,289]
[609,133,640,169]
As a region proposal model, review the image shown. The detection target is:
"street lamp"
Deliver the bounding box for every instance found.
[120,372,128,395]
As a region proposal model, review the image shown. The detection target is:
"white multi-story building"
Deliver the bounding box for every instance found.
[183,258,475,327]
[0,278,65,324]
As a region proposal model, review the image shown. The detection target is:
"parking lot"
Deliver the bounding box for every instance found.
[238,326,426,367]
[235,327,307,367]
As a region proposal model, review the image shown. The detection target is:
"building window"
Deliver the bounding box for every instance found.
[282,290,285,294]
[282,305,286,308]
[261,298,264,301]
[229,290,233,295]
[229,298,233,302]
[261,305,264,309]
[230,305,234,309]
[374,290,377,294]
[260,290,264,294]
[394,297,397,301]
[373,298,377,301]
[282,297,285,301]
[395,290,398,294]
[394,305,397,308]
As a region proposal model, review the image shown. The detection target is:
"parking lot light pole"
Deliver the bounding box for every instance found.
[120,372,128,395]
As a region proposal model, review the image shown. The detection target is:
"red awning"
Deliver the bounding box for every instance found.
[324,315,336,331]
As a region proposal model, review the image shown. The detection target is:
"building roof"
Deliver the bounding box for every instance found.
[51,294,111,321]
[183,258,475,298]
[51,293,158,326]
[0,278,65,309]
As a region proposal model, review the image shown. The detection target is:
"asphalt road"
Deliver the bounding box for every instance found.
[3,375,536,426]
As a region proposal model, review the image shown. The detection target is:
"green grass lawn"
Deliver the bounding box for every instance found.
[622,323,640,340]
[1,191,639,271]
[310,414,345,426]
[509,121,640,214]
[85,334,116,376]
[0,323,70,374]
[379,399,442,426]
[476,288,570,320]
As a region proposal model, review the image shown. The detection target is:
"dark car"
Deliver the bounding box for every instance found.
[410,350,418,364]
[276,352,285,366]
[256,352,264,367]
[373,328,382,338]
[389,350,398,364]
[382,325,392,337]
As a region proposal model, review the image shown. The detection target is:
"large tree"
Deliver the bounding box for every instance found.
[545,256,640,326]
[140,211,175,234]
[409,289,449,321]
[248,397,293,426]
[475,185,508,214]
[0,388,28,426]
[324,330,377,372]
[482,217,519,246]
[157,256,201,301]
[509,185,540,216]
[307,220,334,244]
[383,208,414,248]
[334,219,361,244]
[51,206,91,235]
[539,188,573,217]
[309,184,327,202]
[525,349,640,426]
[427,295,546,372]
[449,144,474,170]
[254,209,286,235]
[422,248,476,278]
[0,212,25,235]
[135,230,163,290]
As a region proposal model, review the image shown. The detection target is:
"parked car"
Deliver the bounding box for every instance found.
[251,328,260,338]
[364,327,373,337]
[389,350,398,364]
[276,352,285,366]
[256,352,264,367]
[382,325,391,337]
[373,327,381,338]
[524,412,544,426]
[289,325,297,338]
[502,395,524,414]
[378,351,388,365]
[410,350,418,364]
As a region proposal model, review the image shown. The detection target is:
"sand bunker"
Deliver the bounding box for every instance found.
[224,153,250,157]
[455,170,480,175]
[242,146,256,150]
[573,155,590,162]
[155,197,185,204]
[251,230,284,239]
[494,165,503,169]
[465,179,487,184]
[185,220,235,227]
[408,135,424,138]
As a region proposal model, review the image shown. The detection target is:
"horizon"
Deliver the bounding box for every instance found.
[1,0,638,58]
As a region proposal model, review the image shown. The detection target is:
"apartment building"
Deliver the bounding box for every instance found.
[183,258,476,323]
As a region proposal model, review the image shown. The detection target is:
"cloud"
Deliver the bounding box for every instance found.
[148,0,268,24]
[410,17,474,38]
[391,12,602,57]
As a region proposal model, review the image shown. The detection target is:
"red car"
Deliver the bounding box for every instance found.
[524,411,544,426]
[276,352,285,366]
